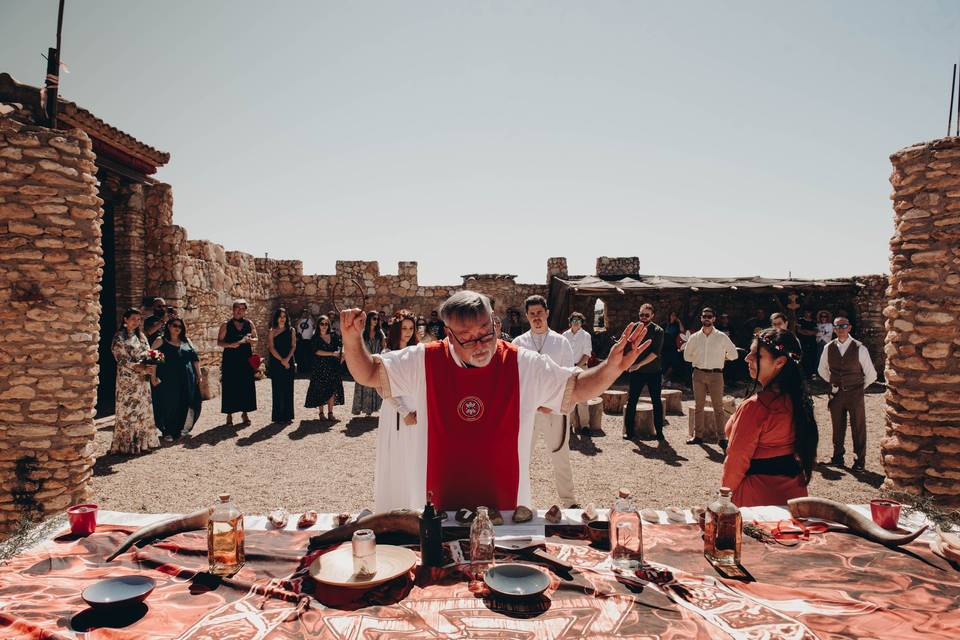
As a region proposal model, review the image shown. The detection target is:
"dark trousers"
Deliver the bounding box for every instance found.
[828,388,867,461]
[624,370,664,437]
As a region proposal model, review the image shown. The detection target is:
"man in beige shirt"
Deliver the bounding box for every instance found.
[683,307,739,447]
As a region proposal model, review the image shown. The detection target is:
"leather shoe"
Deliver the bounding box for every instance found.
[719,439,729,450]
[851,458,865,471]
[829,455,844,466]
[686,437,703,445]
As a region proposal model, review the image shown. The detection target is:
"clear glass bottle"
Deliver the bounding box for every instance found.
[610,488,643,569]
[704,487,741,567]
[469,506,496,582]
[207,493,245,577]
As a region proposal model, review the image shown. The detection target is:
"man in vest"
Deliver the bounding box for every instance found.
[817,315,877,471]
[340,291,651,512]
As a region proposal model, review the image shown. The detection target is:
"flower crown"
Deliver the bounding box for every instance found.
[758,333,802,363]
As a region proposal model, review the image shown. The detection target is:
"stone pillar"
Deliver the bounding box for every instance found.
[596,256,639,277]
[547,257,568,282]
[883,138,960,506]
[0,118,103,535]
[113,181,146,313]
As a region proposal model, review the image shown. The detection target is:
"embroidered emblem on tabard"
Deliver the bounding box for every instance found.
[457,396,484,422]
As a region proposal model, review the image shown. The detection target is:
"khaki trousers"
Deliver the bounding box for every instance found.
[574,402,590,429]
[534,412,578,507]
[828,388,867,461]
[693,369,725,441]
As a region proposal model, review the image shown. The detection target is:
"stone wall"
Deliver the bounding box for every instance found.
[882,138,960,506]
[596,256,640,277]
[0,117,103,534]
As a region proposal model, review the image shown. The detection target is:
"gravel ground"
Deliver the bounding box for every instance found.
[90,378,888,515]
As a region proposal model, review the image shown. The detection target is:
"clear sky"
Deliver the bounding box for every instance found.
[3,1,958,284]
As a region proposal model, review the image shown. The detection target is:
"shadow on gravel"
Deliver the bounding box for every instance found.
[237,421,289,446]
[631,439,688,467]
[182,421,242,449]
[849,467,885,488]
[814,463,845,482]
[92,448,159,477]
[570,431,602,456]
[343,416,378,438]
[288,418,335,440]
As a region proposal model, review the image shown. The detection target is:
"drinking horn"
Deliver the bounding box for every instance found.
[105,507,213,562]
[787,497,928,546]
[309,511,423,549]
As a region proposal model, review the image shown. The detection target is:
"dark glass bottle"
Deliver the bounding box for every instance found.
[419,491,444,567]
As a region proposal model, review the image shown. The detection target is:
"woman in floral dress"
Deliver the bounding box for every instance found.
[110,308,161,454]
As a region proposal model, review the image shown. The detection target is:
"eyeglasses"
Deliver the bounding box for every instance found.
[834,323,850,329]
[446,322,497,349]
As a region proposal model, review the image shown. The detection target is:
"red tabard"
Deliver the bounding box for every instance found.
[423,339,521,511]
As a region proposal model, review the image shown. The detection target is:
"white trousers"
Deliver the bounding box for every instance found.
[533,412,578,507]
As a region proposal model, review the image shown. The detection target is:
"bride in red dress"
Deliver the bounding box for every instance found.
[722,328,819,507]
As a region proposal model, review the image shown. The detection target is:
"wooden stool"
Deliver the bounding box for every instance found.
[587,397,604,430]
[661,389,683,415]
[602,390,628,415]
[687,406,717,439]
[630,402,656,439]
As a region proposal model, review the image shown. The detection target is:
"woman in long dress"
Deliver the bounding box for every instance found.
[217,299,258,426]
[155,317,203,441]
[374,312,425,511]
[351,312,385,416]
[721,328,818,507]
[268,307,296,423]
[110,308,161,455]
[304,315,344,420]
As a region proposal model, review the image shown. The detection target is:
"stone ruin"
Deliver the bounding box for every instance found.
[3,70,952,535]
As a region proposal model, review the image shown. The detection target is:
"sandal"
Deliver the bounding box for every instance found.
[225,415,234,426]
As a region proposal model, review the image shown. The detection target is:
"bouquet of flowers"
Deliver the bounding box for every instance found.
[141,350,165,366]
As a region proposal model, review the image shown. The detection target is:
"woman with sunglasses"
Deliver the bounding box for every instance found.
[351,312,386,416]
[155,318,203,441]
[305,315,345,420]
[721,328,819,507]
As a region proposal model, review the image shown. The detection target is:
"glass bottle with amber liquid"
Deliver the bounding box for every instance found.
[208,493,245,577]
[704,487,741,567]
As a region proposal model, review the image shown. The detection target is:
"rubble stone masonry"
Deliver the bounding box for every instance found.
[0,117,103,532]
[883,138,960,506]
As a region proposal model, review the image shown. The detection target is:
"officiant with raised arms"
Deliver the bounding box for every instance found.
[340,290,651,512]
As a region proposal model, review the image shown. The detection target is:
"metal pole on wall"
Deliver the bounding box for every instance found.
[44,0,66,128]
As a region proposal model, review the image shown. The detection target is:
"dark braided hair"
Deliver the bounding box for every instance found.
[752,328,819,485]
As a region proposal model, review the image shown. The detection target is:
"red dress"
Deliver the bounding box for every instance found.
[722,390,808,507]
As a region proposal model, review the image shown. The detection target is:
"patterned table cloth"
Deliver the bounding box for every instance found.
[1,514,958,639]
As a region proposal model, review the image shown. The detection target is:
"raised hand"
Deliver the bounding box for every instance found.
[606,322,652,373]
[340,308,366,343]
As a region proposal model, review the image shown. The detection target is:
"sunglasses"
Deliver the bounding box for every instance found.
[701,315,715,319]
[318,322,329,326]
[571,319,582,324]
[639,314,652,319]
[834,323,850,329]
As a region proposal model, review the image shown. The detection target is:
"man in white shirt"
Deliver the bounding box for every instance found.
[683,307,739,447]
[817,316,877,471]
[513,296,579,507]
[562,312,593,434]
[340,291,650,512]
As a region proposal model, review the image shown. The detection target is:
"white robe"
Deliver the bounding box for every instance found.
[373,394,425,512]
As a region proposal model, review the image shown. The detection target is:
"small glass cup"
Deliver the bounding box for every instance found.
[352,528,377,578]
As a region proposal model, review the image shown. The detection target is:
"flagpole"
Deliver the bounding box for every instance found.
[44,0,65,128]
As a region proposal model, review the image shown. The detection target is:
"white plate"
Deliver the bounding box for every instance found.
[309,544,417,589]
